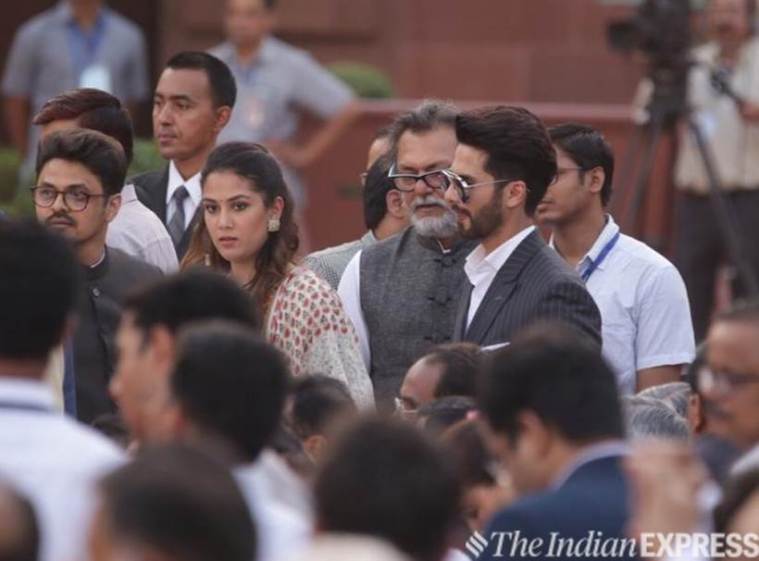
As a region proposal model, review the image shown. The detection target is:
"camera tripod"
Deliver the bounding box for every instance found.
[619,75,759,296]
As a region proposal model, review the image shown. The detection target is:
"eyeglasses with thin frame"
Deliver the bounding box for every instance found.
[442,169,517,203]
[387,164,449,192]
[394,396,418,416]
[697,365,759,396]
[30,185,107,212]
[549,167,585,186]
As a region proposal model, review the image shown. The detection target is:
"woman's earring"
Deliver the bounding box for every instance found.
[267,217,281,233]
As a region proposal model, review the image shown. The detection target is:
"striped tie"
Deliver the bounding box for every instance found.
[167,185,189,249]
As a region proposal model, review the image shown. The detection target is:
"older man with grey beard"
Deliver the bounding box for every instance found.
[339,100,476,411]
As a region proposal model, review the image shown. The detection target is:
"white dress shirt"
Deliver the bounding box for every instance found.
[338,250,372,369]
[0,378,124,561]
[235,460,312,561]
[166,161,202,229]
[107,184,179,274]
[551,215,695,394]
[464,226,536,328]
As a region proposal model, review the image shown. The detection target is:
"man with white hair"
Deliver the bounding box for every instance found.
[339,100,475,410]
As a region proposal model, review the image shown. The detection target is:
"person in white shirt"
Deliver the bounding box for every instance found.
[442,106,601,348]
[32,88,178,274]
[166,321,312,561]
[537,123,695,394]
[0,220,123,561]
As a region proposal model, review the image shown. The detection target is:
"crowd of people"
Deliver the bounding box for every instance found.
[1,1,759,561]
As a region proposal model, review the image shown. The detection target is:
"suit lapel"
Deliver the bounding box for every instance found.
[464,231,543,343]
[153,167,170,222]
[453,281,473,340]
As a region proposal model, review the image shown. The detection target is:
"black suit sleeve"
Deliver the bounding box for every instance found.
[532,280,602,347]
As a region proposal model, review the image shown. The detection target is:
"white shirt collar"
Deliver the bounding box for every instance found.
[549,214,620,274]
[465,225,535,285]
[166,161,202,207]
[0,377,56,410]
[120,183,138,204]
[551,439,629,490]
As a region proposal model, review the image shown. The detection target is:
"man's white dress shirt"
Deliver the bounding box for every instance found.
[235,459,312,561]
[0,378,123,561]
[107,184,179,274]
[463,226,536,328]
[551,216,695,394]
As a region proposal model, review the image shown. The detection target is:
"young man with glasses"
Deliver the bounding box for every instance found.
[536,123,694,394]
[33,128,162,424]
[702,301,759,465]
[338,100,475,410]
[443,107,601,349]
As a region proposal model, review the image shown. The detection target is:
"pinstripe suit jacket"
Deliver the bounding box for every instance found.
[453,231,601,347]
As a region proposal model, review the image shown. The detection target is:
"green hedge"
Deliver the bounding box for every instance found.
[328,62,394,99]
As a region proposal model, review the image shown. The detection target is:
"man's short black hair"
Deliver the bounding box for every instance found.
[443,421,497,488]
[363,153,394,231]
[32,88,135,164]
[123,270,261,337]
[36,129,127,196]
[171,321,290,463]
[0,219,80,361]
[455,105,557,216]
[289,375,356,439]
[165,51,237,109]
[388,99,458,156]
[428,342,482,399]
[549,123,615,206]
[479,323,624,443]
[315,417,460,561]
[0,483,39,561]
[98,444,255,561]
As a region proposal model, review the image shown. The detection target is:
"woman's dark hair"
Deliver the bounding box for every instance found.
[182,142,299,314]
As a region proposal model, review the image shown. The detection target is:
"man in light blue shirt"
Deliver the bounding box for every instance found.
[2,1,149,170]
[209,0,356,205]
[538,123,695,394]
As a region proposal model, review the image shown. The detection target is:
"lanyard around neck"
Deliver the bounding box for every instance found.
[581,232,620,283]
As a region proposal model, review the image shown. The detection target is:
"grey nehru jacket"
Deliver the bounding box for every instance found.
[359,227,475,407]
[305,231,377,289]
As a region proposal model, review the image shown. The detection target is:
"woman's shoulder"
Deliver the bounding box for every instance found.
[280,265,336,297]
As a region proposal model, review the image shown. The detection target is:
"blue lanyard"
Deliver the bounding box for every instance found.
[581,232,620,283]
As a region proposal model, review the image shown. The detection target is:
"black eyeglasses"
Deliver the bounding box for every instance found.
[387,164,449,192]
[442,169,517,203]
[30,186,107,212]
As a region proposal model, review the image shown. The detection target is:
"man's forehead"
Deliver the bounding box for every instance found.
[39,159,98,187]
[708,321,759,367]
[155,68,212,99]
[396,127,457,170]
[451,143,489,175]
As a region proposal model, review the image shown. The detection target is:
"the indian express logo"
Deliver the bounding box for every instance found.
[463,530,759,559]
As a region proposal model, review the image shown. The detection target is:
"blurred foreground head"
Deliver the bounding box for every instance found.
[90,444,254,561]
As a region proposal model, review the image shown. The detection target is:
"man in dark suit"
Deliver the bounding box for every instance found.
[132,52,236,260]
[475,326,633,561]
[443,105,601,347]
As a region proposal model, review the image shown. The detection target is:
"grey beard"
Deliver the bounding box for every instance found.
[411,209,459,239]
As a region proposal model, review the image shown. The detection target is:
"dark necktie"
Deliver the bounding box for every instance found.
[167,185,189,249]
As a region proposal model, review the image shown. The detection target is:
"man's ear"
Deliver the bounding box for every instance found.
[586,167,605,196]
[504,181,528,211]
[515,410,552,456]
[385,189,407,220]
[214,106,232,132]
[148,325,176,373]
[302,434,328,463]
[105,194,122,223]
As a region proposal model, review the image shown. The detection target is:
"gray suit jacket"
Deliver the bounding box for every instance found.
[131,167,200,261]
[454,231,602,347]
